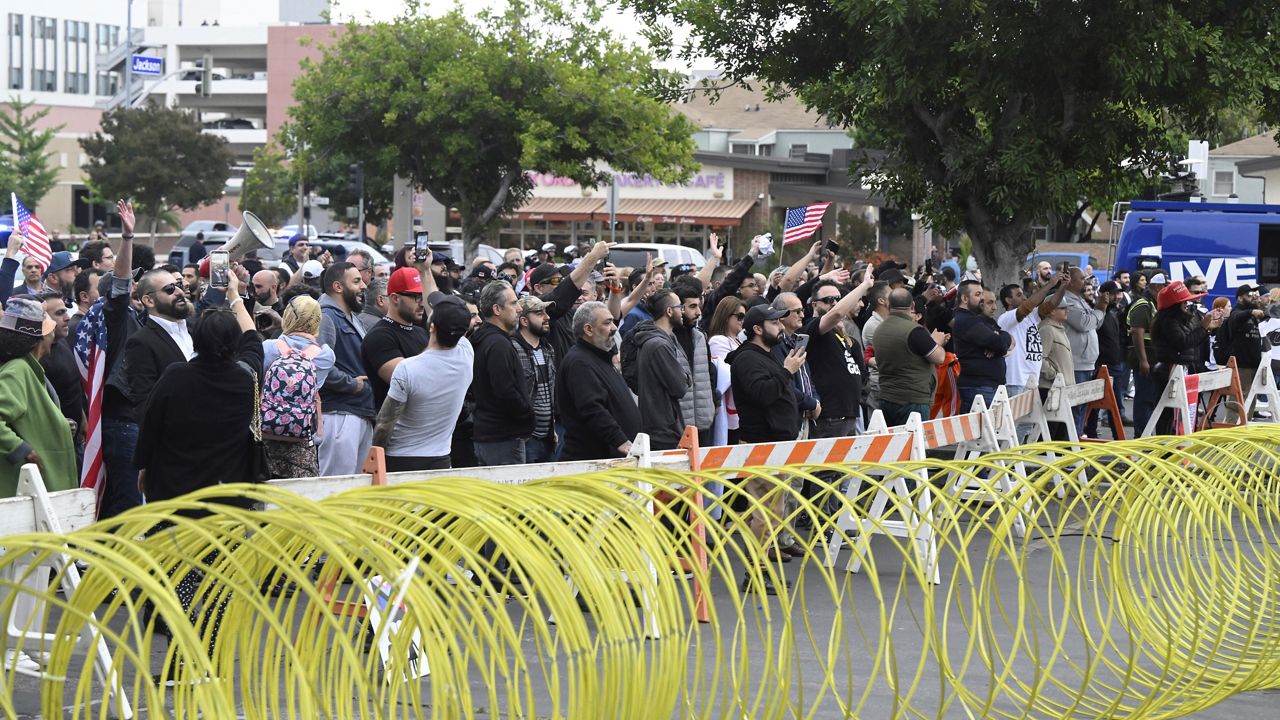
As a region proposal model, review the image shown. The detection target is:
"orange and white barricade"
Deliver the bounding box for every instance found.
[1142,364,1239,436]
[811,425,939,584]
[1042,370,1126,443]
[988,385,1052,447]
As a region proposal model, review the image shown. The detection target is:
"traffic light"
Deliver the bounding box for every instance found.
[195,54,213,97]
[347,163,364,198]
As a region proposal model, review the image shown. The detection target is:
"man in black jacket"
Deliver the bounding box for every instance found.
[631,290,691,450]
[556,301,640,461]
[471,280,534,465]
[726,304,807,594]
[952,280,1012,412]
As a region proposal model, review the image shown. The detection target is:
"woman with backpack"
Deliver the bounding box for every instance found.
[259,296,334,478]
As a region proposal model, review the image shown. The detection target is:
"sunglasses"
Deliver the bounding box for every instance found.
[814,296,839,305]
[732,312,745,320]
[148,283,180,297]
[500,274,518,283]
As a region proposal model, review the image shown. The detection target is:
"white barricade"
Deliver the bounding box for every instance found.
[1042,375,1111,443]
[1142,365,1235,436]
[1244,363,1280,424]
[1,466,132,718]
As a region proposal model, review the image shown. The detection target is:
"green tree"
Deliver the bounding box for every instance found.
[835,210,877,256]
[240,144,297,228]
[629,0,1280,287]
[80,103,234,238]
[286,0,698,258]
[0,98,62,210]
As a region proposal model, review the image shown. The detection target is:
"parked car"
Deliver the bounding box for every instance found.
[273,224,319,242]
[179,69,226,81]
[1024,251,1110,284]
[168,221,238,266]
[292,239,391,266]
[0,214,13,245]
[202,118,255,130]
[607,243,706,271]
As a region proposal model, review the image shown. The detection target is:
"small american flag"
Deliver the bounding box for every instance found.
[782,202,831,246]
[11,194,52,272]
[74,297,109,510]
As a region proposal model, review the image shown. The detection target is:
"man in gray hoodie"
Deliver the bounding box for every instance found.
[632,289,691,450]
[1060,266,1106,432]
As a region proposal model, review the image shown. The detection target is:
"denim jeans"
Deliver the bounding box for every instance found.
[98,417,141,521]
[880,400,931,428]
[524,436,556,464]
[957,385,996,414]
[1132,370,1159,437]
[1073,370,1095,434]
[474,437,528,467]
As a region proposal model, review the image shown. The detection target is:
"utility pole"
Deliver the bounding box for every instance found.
[124,0,133,104]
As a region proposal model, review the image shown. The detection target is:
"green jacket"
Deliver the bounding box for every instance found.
[0,354,77,498]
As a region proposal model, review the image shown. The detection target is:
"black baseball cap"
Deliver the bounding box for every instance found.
[529,263,568,286]
[431,295,472,344]
[742,304,788,333]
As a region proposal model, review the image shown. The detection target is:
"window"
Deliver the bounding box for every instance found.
[1213,170,1235,197]
[788,144,808,159]
[8,13,21,36]
[64,20,89,94]
[30,16,55,92]
[8,68,21,90]
[32,69,55,91]
[8,14,21,89]
[96,24,119,50]
[758,144,774,157]
[96,71,118,96]
[730,143,754,155]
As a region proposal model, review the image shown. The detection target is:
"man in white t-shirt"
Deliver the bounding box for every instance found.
[997,273,1068,402]
[371,296,475,471]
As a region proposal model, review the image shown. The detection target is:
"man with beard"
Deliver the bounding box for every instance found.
[632,289,691,451]
[122,268,197,420]
[555,301,640,461]
[252,270,281,313]
[362,266,430,409]
[182,263,205,302]
[801,266,876,439]
[318,261,373,475]
[511,296,558,462]
[1149,280,1223,434]
[671,278,715,447]
[726,304,807,594]
[529,240,612,358]
[953,280,1012,412]
[471,280,534,465]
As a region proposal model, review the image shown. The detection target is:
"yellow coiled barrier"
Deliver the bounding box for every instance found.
[3,425,1280,718]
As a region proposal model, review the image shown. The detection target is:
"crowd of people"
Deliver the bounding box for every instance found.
[2,203,1278,597]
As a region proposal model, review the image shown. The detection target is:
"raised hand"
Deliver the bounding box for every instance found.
[116,200,136,237]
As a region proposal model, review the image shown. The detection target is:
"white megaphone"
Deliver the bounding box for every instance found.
[199,211,274,278]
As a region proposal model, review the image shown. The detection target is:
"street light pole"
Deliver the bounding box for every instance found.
[124,0,132,104]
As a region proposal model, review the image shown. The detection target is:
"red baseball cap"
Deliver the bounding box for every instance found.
[387,267,422,295]
[1155,280,1206,311]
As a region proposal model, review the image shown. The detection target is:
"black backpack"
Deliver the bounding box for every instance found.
[1213,314,1233,366]
[620,327,642,394]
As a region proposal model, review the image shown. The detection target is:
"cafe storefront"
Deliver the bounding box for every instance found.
[496,164,757,252]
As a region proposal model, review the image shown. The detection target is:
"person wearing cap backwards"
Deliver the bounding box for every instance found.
[725,303,806,594]
[1127,271,1167,436]
[0,297,74,498]
[361,262,434,409]
[509,295,559,462]
[1148,279,1224,434]
[371,296,474,471]
[1224,283,1267,422]
[283,234,310,273]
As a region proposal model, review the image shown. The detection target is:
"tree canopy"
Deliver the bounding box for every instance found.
[80,103,234,238]
[240,144,297,228]
[629,0,1280,285]
[286,0,699,257]
[0,98,61,211]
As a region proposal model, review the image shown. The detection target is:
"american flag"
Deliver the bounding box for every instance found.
[782,202,831,246]
[11,194,52,272]
[73,297,109,510]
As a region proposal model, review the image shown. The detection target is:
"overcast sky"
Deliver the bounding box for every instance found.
[326,0,709,71]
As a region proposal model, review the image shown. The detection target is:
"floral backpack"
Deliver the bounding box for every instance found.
[261,340,322,441]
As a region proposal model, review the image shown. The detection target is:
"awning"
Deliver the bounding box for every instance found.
[612,198,756,226]
[509,197,604,221]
